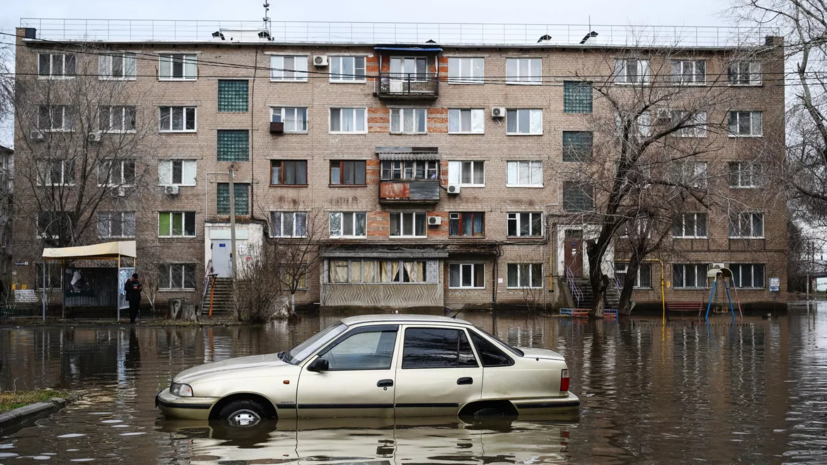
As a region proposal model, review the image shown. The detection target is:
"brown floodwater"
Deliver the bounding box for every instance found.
[0,305,824,464]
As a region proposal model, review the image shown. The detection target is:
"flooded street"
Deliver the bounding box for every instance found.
[0,305,825,464]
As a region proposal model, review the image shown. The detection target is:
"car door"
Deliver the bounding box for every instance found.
[296,324,399,418]
[394,325,483,417]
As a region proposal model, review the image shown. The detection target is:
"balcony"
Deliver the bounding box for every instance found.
[380,180,440,204]
[377,73,439,99]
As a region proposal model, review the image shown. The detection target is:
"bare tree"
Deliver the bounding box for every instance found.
[234,243,289,322]
[270,211,325,316]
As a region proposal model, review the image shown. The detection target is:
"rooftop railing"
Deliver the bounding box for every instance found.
[20,19,779,48]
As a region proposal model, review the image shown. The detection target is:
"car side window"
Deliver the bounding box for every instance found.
[402,327,478,369]
[469,330,514,367]
[318,329,397,371]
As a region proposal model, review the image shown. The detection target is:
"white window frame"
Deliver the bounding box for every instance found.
[671,111,708,138]
[270,107,308,133]
[97,211,136,239]
[507,263,543,289]
[160,264,197,290]
[270,55,309,82]
[158,54,197,81]
[390,108,427,134]
[614,59,650,84]
[448,109,484,134]
[158,212,196,238]
[329,108,367,134]
[448,57,484,84]
[673,212,708,238]
[390,57,428,82]
[729,162,761,188]
[329,56,367,83]
[380,160,439,181]
[506,161,543,188]
[329,212,367,239]
[672,161,708,189]
[449,263,486,289]
[615,262,652,289]
[729,263,765,289]
[36,159,75,186]
[505,58,542,84]
[38,105,74,132]
[672,60,706,85]
[271,211,308,238]
[728,111,763,137]
[99,106,136,133]
[98,53,137,80]
[729,212,765,239]
[506,109,543,135]
[159,106,197,133]
[729,62,762,86]
[389,212,427,238]
[38,53,75,79]
[507,212,543,238]
[158,160,197,186]
[448,161,485,187]
[98,159,136,187]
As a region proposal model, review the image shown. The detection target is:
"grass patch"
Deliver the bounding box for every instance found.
[0,390,71,413]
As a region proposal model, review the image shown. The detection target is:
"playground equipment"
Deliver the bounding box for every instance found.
[704,267,743,322]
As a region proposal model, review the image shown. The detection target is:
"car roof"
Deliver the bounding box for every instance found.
[340,313,473,327]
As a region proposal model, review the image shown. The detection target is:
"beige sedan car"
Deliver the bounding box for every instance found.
[156,315,579,426]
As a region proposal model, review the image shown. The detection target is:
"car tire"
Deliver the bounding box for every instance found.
[218,399,267,427]
[471,407,505,417]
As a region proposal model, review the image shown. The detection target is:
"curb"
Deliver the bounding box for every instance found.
[0,397,70,435]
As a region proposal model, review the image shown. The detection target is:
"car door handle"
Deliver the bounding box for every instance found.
[377,379,394,388]
[457,377,473,385]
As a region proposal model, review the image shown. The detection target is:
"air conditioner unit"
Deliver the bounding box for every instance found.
[427,216,442,226]
[164,185,180,195]
[712,262,725,269]
[313,55,329,67]
[30,130,45,142]
[491,107,506,118]
[87,132,102,143]
[447,184,461,195]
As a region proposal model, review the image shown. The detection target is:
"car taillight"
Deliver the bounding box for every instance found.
[560,369,570,392]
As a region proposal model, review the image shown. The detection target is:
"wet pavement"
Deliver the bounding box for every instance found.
[0,304,825,464]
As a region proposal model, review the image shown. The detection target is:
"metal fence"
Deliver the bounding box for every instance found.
[20,19,779,48]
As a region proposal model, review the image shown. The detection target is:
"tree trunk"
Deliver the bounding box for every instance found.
[618,256,642,316]
[587,240,607,319]
[290,293,296,316]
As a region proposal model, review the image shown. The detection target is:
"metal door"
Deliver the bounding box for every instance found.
[212,240,232,278]
[564,230,583,277]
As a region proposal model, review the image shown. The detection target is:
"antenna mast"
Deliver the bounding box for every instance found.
[263,2,272,37]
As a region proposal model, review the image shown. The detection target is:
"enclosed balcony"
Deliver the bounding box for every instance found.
[377,148,441,204]
[375,47,441,100]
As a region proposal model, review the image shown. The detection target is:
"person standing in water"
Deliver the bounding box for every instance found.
[124,273,143,324]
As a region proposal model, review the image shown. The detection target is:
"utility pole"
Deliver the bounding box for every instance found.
[228,165,237,281]
[806,241,812,303]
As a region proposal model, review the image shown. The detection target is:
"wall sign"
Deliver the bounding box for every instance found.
[769,277,780,292]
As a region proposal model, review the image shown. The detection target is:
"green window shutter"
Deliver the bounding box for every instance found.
[218,80,249,112]
[217,130,249,162]
[159,212,171,236]
[216,183,249,215]
[563,81,593,114]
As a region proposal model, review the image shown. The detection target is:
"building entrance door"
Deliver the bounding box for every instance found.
[564,230,583,277]
[212,240,232,278]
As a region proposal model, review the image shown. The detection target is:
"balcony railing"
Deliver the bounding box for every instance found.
[380,180,440,203]
[377,73,439,99]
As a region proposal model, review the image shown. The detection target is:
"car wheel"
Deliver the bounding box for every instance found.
[471,407,505,417]
[219,399,267,427]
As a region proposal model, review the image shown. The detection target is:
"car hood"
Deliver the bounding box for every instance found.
[174,353,291,384]
[518,347,566,361]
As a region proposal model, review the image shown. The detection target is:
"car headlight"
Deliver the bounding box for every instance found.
[170,383,193,397]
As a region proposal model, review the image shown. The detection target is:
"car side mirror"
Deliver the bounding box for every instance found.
[308,358,329,372]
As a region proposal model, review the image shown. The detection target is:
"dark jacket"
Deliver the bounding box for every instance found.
[124,279,142,301]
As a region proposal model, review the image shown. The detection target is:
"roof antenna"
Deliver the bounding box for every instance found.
[262,2,272,40]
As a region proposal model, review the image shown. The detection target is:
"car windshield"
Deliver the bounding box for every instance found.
[284,322,348,364]
[474,327,524,357]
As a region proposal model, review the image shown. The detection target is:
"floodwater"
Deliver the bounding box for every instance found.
[0,305,825,464]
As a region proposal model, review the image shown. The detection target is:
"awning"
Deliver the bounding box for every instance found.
[322,249,448,259]
[376,146,440,161]
[374,46,442,52]
[42,241,137,261]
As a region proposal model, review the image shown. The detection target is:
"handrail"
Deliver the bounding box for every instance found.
[565,265,583,307]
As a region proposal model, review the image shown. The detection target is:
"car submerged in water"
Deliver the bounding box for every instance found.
[156,315,579,426]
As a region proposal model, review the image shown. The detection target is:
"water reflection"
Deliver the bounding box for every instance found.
[0,307,824,463]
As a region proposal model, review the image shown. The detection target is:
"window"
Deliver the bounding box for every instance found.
[328,259,429,284]
[282,268,308,290]
[449,263,485,289]
[217,80,249,112]
[506,58,542,84]
[615,112,651,138]
[728,62,762,86]
[159,54,197,80]
[37,160,75,186]
[98,211,135,238]
[159,264,197,289]
[330,56,366,82]
[217,130,249,161]
[36,212,71,240]
[390,57,428,81]
[330,161,366,185]
[317,330,398,371]
[729,212,764,238]
[448,109,484,134]
[728,111,763,137]
[271,212,308,238]
[271,107,307,133]
[673,213,708,238]
[271,160,308,186]
[730,264,765,289]
[507,212,543,237]
[380,161,438,181]
[449,212,484,237]
[448,58,484,84]
[671,161,708,189]
[447,161,484,187]
[35,263,62,290]
[99,106,136,132]
[469,331,513,366]
[564,81,593,114]
[671,111,707,137]
[729,162,762,188]
[270,55,308,81]
[562,132,593,162]
[38,105,74,131]
[330,108,366,133]
[507,263,543,289]
[159,160,197,186]
[99,53,136,80]
[673,264,708,289]
[619,215,652,238]
[330,212,367,238]
[158,212,196,237]
[389,212,426,238]
[506,161,543,187]
[38,53,75,78]
[506,109,543,135]
[217,183,250,215]
[390,108,427,134]
[615,262,651,288]
[672,60,706,85]
[98,160,135,186]
[563,182,594,212]
[159,107,196,132]
[402,328,478,369]
[614,59,649,84]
